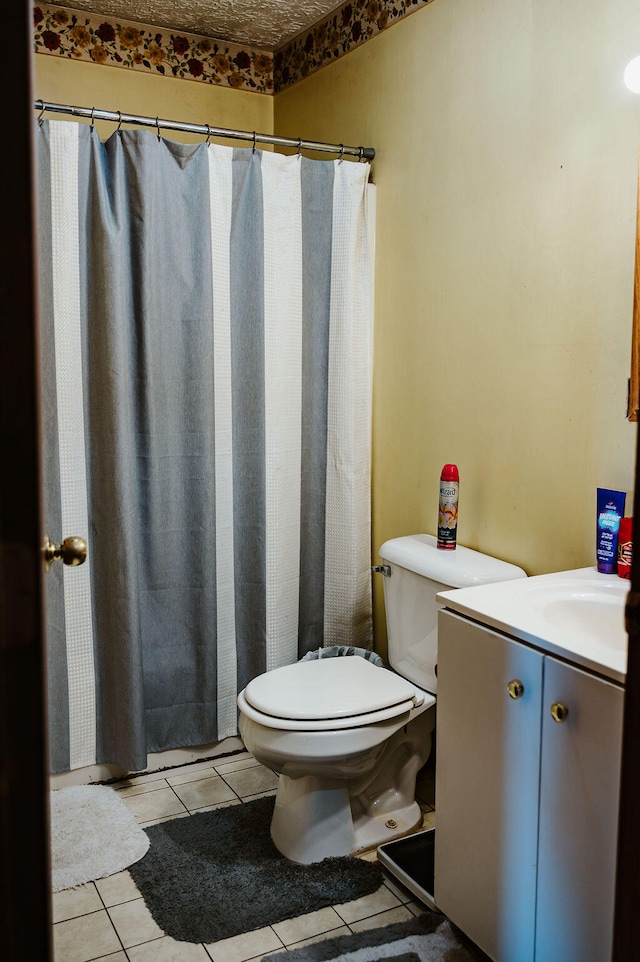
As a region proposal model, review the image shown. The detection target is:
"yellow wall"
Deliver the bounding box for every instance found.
[34,55,272,144]
[275,0,640,649]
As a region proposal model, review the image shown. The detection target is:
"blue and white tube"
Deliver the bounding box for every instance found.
[596,488,627,574]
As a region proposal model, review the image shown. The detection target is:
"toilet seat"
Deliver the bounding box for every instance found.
[239,656,430,732]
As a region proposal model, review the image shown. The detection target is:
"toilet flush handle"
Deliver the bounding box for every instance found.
[371,565,391,577]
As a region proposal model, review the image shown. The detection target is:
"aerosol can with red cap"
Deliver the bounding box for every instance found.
[437,464,459,550]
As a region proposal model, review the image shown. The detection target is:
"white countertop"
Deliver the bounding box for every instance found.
[437,566,629,684]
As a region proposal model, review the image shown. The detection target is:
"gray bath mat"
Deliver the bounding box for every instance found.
[50,784,150,892]
[128,795,382,943]
[267,912,491,961]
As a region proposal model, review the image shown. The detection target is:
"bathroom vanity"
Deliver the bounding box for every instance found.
[434,567,627,962]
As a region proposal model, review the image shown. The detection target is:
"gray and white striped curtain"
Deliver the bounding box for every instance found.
[36,120,374,774]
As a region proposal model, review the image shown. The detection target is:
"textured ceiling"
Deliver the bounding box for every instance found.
[62,0,345,49]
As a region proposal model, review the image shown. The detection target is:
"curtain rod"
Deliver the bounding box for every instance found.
[34,100,375,161]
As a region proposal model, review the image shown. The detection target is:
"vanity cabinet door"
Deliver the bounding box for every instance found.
[535,657,624,962]
[435,610,543,962]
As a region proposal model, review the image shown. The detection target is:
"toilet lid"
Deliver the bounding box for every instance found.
[242,656,424,722]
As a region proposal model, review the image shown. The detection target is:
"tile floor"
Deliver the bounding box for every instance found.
[51,750,437,962]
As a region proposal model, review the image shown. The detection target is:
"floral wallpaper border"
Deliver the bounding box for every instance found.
[33,0,437,94]
[274,0,436,91]
[33,3,274,94]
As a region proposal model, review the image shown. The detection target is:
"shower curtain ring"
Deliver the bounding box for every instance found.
[117,111,123,133]
[297,138,302,157]
[252,131,257,153]
[156,117,161,142]
[90,106,95,131]
[206,124,212,145]
[339,144,345,163]
[37,101,45,126]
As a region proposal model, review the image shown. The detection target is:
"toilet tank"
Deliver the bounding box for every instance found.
[378,533,527,693]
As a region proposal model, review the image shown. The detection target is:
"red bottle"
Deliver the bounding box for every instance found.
[618,517,633,579]
[437,464,459,550]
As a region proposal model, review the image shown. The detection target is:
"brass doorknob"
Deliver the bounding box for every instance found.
[507,679,525,699]
[43,534,87,572]
[550,702,569,723]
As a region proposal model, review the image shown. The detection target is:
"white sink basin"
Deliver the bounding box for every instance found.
[437,567,630,683]
[533,581,628,651]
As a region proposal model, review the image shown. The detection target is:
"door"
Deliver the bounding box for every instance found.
[0,7,52,960]
[536,657,624,962]
[435,610,543,962]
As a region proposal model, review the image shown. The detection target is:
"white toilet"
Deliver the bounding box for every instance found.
[237,533,526,864]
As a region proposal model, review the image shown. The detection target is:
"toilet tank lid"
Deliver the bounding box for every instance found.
[378,534,527,589]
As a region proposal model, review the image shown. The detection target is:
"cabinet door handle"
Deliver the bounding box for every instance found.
[550,701,569,723]
[507,679,524,699]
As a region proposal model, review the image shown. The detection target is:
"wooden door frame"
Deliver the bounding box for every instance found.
[613,454,640,954]
[615,132,640,958]
[0,4,52,959]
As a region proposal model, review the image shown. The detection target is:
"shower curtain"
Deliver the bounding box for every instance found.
[36,120,374,774]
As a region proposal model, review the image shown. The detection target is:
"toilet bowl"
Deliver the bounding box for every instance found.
[238,533,527,864]
[239,656,436,863]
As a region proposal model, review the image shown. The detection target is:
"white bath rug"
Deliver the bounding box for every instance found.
[323,922,481,961]
[269,917,489,961]
[50,784,150,892]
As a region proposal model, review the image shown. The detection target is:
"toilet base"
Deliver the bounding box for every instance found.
[351,800,424,855]
[271,776,354,864]
[270,775,426,864]
[269,709,435,864]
